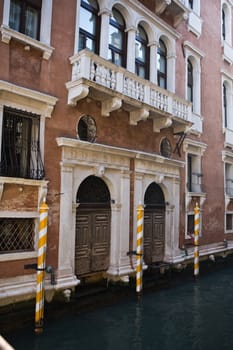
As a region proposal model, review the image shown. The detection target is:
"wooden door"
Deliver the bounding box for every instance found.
[144,208,165,264]
[75,208,110,275]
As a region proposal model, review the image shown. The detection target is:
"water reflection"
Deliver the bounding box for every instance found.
[6,266,233,350]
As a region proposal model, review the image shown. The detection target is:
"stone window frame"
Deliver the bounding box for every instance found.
[0,80,57,261]
[1,0,54,60]
[221,72,233,131]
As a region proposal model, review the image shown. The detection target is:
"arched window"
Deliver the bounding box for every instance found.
[78,0,100,53]
[157,39,167,89]
[223,83,227,127]
[222,8,226,40]
[108,8,126,67]
[135,25,149,79]
[187,59,193,104]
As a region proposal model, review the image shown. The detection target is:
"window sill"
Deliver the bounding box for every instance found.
[0,251,37,262]
[188,11,202,38]
[222,40,233,64]
[0,25,54,60]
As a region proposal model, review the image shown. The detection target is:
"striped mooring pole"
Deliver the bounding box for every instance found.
[194,203,200,278]
[35,199,49,333]
[136,203,144,296]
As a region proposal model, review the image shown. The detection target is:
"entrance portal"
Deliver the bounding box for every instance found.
[75,176,111,276]
[143,182,165,264]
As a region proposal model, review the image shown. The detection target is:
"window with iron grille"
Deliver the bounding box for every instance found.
[0,218,35,253]
[9,0,42,40]
[0,107,44,179]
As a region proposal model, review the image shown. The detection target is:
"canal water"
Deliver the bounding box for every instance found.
[5,265,233,350]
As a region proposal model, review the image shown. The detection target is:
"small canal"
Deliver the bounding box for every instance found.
[4,264,233,350]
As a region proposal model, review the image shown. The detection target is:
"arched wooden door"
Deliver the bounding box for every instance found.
[143,182,165,264]
[75,176,111,276]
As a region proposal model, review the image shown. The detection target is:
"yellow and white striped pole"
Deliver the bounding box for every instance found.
[194,203,200,278]
[35,199,49,333]
[136,203,144,295]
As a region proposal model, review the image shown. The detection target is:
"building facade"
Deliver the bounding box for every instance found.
[0,0,233,306]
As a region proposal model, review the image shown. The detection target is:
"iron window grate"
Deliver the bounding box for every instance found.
[0,218,35,253]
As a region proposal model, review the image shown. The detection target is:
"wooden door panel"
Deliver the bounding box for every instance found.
[75,212,91,275]
[144,209,165,264]
[143,213,153,264]
[75,209,111,275]
[92,211,110,271]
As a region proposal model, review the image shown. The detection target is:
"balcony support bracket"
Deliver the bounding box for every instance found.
[129,108,149,126]
[66,81,89,106]
[153,116,172,133]
[101,97,122,117]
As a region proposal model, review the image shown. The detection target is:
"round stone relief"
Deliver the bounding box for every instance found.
[160,137,172,158]
[77,115,97,142]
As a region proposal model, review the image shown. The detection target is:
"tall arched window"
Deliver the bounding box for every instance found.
[223,83,227,127]
[222,8,226,40]
[78,0,100,53]
[135,25,149,79]
[187,59,193,104]
[108,8,126,67]
[157,39,167,89]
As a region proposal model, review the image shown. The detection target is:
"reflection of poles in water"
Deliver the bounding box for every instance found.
[136,203,144,296]
[192,282,202,348]
[134,300,143,350]
[194,203,200,278]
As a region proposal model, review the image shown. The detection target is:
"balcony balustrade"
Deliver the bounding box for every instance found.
[66,49,192,133]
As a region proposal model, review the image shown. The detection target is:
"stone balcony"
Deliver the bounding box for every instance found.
[66,49,192,134]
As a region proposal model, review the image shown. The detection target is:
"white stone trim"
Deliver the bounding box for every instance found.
[1,0,54,59]
[0,80,58,117]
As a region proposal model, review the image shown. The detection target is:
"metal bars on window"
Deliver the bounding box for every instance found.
[0,218,35,253]
[0,107,45,180]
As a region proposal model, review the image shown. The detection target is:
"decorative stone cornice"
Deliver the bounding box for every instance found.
[0,80,58,117]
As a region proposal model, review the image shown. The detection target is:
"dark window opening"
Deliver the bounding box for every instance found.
[187,59,193,104]
[0,218,35,253]
[223,83,227,128]
[79,0,100,54]
[189,0,193,9]
[222,8,226,40]
[0,107,44,179]
[187,214,194,236]
[9,0,42,40]
[226,214,233,231]
[157,39,167,89]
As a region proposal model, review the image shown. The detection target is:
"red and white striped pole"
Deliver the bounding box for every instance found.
[194,203,200,278]
[35,199,49,333]
[136,203,144,296]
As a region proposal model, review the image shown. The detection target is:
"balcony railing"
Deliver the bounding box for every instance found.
[66,50,192,132]
[187,173,203,193]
